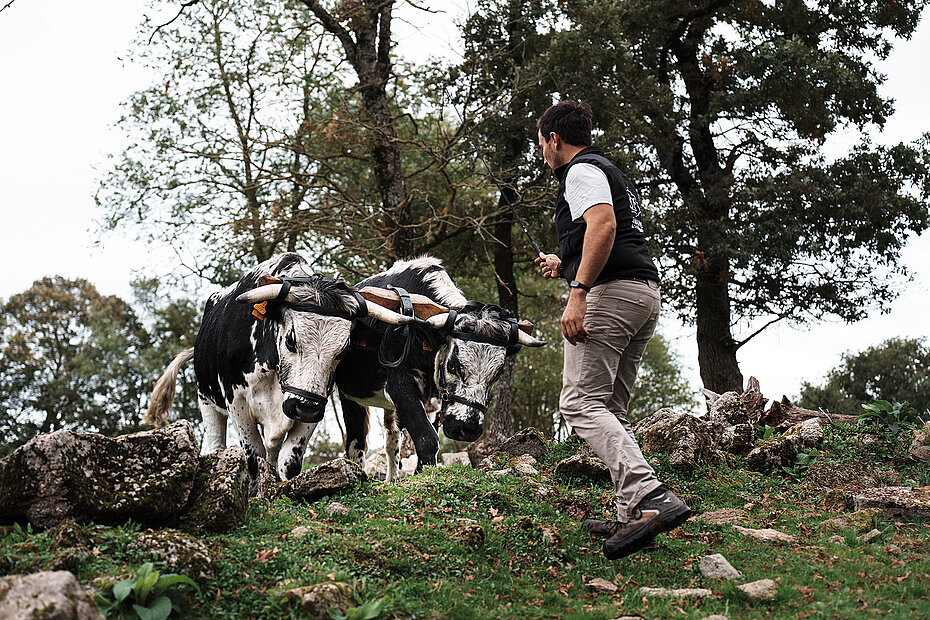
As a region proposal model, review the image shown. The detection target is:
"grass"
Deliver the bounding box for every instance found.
[2,430,929,619]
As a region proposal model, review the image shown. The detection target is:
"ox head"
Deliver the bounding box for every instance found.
[424,305,545,442]
[236,274,413,424]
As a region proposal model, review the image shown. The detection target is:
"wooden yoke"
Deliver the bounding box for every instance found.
[358,286,449,320]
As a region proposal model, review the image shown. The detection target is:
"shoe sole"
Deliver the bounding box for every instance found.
[603,504,692,560]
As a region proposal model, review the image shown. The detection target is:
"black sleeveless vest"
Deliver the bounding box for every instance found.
[553,146,660,285]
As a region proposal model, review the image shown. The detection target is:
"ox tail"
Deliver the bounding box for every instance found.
[145,347,195,428]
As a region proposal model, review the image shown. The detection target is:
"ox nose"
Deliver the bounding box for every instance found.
[282,397,325,423]
[443,417,483,442]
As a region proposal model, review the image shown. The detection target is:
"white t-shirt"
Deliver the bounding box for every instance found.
[565,163,613,222]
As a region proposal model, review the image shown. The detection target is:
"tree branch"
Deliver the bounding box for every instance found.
[148,0,201,45]
[299,0,357,65]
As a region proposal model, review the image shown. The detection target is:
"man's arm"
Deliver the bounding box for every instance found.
[561,203,616,345]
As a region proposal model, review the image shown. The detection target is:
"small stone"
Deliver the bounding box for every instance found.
[450,521,484,547]
[439,451,471,467]
[827,535,845,545]
[275,458,367,503]
[489,468,514,477]
[541,527,562,547]
[732,525,796,544]
[586,577,618,593]
[908,422,930,461]
[858,528,882,543]
[495,428,550,460]
[536,486,555,499]
[0,571,104,619]
[703,616,729,620]
[698,553,741,580]
[554,453,611,483]
[289,525,315,539]
[130,529,214,581]
[696,508,748,526]
[737,578,778,601]
[819,509,881,535]
[514,461,539,476]
[285,581,354,620]
[640,586,713,599]
[325,502,350,516]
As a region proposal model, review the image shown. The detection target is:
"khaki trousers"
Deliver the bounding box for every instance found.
[559,278,662,520]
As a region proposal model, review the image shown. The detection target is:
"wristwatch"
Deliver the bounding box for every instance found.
[569,280,591,293]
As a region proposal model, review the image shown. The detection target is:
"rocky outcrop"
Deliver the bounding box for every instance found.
[0,571,104,619]
[0,421,199,529]
[803,460,894,492]
[276,458,367,503]
[745,418,823,473]
[181,447,251,532]
[847,486,930,520]
[634,409,725,470]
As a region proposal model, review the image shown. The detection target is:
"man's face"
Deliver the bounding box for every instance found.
[538,129,559,170]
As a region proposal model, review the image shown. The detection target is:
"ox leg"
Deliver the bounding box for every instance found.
[278,422,317,481]
[340,391,369,469]
[384,409,402,483]
[200,398,228,454]
[386,380,439,474]
[229,395,266,496]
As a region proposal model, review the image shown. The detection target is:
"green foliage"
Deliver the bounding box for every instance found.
[800,337,930,415]
[0,277,151,454]
[782,448,820,481]
[94,562,199,620]
[858,400,924,436]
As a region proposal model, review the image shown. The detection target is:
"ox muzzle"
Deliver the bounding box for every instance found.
[281,386,328,423]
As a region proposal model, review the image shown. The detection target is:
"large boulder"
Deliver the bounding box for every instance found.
[847,486,930,521]
[745,418,823,473]
[180,447,251,533]
[634,409,725,470]
[803,460,894,492]
[0,421,199,529]
[0,571,104,619]
[276,458,367,502]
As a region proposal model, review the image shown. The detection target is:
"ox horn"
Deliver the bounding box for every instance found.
[516,330,546,347]
[425,313,451,329]
[364,301,414,325]
[236,283,290,304]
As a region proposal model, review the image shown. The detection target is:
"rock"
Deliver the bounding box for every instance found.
[731,525,796,544]
[0,420,199,529]
[555,495,591,519]
[284,581,354,620]
[696,508,748,526]
[450,519,484,547]
[256,458,279,498]
[699,553,742,580]
[819,509,881,535]
[720,423,756,455]
[745,418,823,473]
[554,453,611,483]
[640,586,713,599]
[541,526,562,547]
[586,577,618,593]
[703,616,730,620]
[827,535,845,544]
[848,486,930,520]
[858,528,882,543]
[804,460,891,492]
[363,451,387,481]
[495,428,550,460]
[0,571,104,619]
[289,525,315,539]
[51,520,93,551]
[908,423,930,461]
[325,502,350,516]
[276,458,367,502]
[439,451,471,467]
[737,578,778,601]
[706,391,749,425]
[130,528,214,581]
[181,447,251,532]
[633,409,725,470]
[42,547,90,572]
[513,455,540,476]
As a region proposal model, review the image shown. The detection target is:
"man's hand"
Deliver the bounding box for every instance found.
[535,253,562,279]
[561,289,589,344]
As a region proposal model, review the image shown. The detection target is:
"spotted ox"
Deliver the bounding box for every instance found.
[145,253,411,487]
[335,257,545,480]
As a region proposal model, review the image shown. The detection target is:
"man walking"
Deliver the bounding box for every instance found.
[534,100,690,559]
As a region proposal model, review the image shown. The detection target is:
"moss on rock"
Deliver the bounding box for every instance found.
[130,528,215,581]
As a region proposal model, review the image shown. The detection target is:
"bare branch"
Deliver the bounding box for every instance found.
[148,0,201,45]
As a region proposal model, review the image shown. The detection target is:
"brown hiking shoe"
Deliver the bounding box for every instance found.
[602,486,690,560]
[582,519,657,551]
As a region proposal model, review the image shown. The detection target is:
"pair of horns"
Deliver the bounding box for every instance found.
[358,286,544,347]
[235,276,413,325]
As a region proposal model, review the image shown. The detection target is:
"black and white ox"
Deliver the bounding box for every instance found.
[145,253,412,485]
[336,257,545,480]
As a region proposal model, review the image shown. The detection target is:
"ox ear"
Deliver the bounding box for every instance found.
[258,274,283,287]
[358,286,448,320]
[517,319,534,335]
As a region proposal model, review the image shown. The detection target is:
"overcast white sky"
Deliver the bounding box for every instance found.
[1,0,928,405]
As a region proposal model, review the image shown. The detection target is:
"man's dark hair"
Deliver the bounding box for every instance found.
[536,100,593,147]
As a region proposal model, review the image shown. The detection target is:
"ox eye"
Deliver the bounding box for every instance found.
[285,331,298,353]
[448,357,461,377]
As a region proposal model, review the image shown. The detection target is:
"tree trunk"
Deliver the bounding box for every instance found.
[488,202,519,441]
[695,253,743,393]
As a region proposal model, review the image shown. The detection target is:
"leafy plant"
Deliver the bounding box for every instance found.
[755,425,776,443]
[857,400,924,437]
[94,562,199,620]
[327,577,388,620]
[782,449,820,481]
